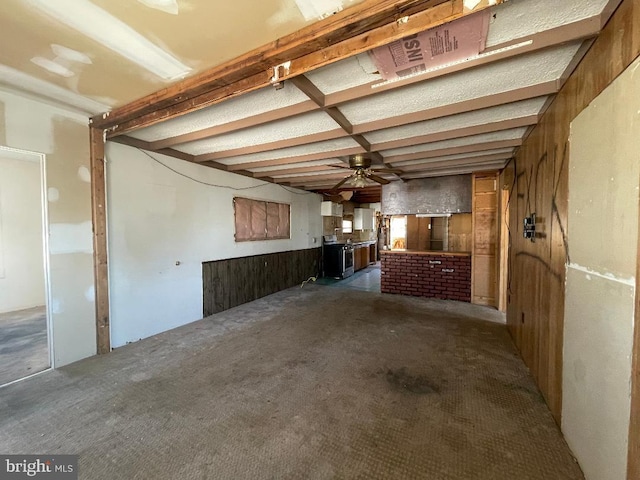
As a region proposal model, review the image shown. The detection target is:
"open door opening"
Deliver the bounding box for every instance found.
[0,146,52,386]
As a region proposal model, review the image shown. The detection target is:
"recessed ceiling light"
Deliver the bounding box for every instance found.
[26,0,191,80]
[30,57,75,77]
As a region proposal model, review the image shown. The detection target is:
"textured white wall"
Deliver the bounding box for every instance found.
[106,142,323,347]
[0,89,96,367]
[563,56,640,480]
[0,154,45,313]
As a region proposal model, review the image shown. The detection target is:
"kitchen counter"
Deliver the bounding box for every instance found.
[352,241,377,271]
[380,250,471,302]
[381,249,470,257]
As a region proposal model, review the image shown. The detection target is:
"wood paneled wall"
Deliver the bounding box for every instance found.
[472,172,498,307]
[507,0,640,424]
[202,248,321,316]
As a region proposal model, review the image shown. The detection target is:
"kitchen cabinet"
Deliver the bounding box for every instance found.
[321,201,343,217]
[353,242,375,271]
[354,208,374,230]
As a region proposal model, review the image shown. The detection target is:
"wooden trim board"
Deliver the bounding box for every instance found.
[90,127,110,355]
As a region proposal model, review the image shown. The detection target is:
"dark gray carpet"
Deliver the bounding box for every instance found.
[0,287,582,479]
[0,306,49,385]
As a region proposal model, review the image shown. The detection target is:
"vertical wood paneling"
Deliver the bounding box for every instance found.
[202,248,321,316]
[472,172,498,306]
[507,0,640,423]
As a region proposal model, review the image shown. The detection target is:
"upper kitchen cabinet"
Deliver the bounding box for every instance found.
[354,208,375,230]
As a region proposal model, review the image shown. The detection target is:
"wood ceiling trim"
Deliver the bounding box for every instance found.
[370,115,539,151]
[137,18,594,152]
[95,0,503,135]
[109,135,265,182]
[400,161,507,179]
[353,81,558,134]
[290,74,385,166]
[148,100,318,150]
[275,172,351,184]
[252,164,345,178]
[224,146,366,170]
[397,152,514,171]
[324,17,601,107]
[192,128,347,162]
[385,138,522,164]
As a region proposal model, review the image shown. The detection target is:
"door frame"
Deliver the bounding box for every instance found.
[0,145,54,381]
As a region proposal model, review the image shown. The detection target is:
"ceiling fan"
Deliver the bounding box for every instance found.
[328,154,402,191]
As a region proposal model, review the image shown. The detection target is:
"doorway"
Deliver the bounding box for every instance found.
[0,146,51,386]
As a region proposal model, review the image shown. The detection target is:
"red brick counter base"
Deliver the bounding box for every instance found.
[380,250,471,302]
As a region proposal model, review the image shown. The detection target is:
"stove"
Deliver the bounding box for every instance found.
[323,235,354,279]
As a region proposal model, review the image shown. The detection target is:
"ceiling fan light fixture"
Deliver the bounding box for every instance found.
[353,174,368,188]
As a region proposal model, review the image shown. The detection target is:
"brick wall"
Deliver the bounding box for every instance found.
[380,252,471,302]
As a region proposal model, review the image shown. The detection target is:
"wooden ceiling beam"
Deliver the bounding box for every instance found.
[371,115,538,151]
[193,128,347,162]
[147,101,318,149]
[385,139,522,164]
[224,146,366,170]
[399,161,507,179]
[251,163,346,178]
[94,0,502,135]
[324,16,601,107]
[353,82,558,134]
[397,152,514,172]
[275,172,352,184]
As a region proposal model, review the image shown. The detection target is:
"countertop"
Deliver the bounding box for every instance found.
[380,249,471,257]
[350,241,376,247]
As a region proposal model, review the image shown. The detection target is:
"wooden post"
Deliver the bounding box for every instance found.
[90,126,110,354]
[628,176,640,480]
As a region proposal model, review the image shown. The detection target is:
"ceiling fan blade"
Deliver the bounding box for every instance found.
[327,164,353,170]
[329,175,353,191]
[367,173,391,185]
[371,168,403,174]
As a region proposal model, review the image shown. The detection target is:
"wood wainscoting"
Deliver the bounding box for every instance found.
[203,248,321,316]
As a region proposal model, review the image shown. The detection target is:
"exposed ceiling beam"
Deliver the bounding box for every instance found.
[94,0,503,136]
[324,16,601,107]
[353,82,558,134]
[147,101,318,150]
[399,161,507,179]
[275,172,352,184]
[137,16,596,151]
[108,135,264,180]
[251,164,345,178]
[224,146,366,170]
[193,128,347,162]
[396,152,514,171]
[385,139,522,164]
[369,114,539,151]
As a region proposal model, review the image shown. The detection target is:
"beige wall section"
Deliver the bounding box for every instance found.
[0,154,45,313]
[0,89,96,367]
[562,56,640,480]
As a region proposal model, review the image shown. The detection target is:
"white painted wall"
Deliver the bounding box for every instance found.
[563,56,640,480]
[0,89,96,367]
[0,153,46,313]
[106,142,323,347]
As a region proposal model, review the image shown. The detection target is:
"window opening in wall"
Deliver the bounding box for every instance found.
[342,219,353,234]
[234,197,290,242]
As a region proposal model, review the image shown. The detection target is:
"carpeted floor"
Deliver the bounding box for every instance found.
[0,286,582,479]
[0,306,49,386]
